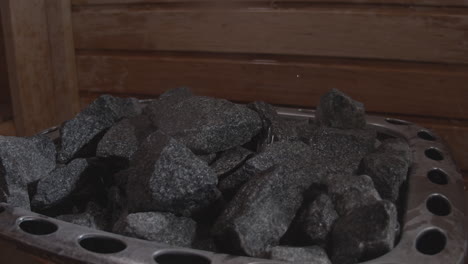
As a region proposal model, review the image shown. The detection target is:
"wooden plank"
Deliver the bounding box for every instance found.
[0,121,16,136]
[71,0,468,8]
[79,92,468,171]
[76,53,468,119]
[0,12,11,107]
[45,0,81,124]
[72,7,468,64]
[1,0,80,136]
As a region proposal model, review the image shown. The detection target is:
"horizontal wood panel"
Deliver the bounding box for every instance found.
[76,54,468,119]
[71,0,468,8]
[0,121,16,136]
[79,91,468,171]
[73,7,468,64]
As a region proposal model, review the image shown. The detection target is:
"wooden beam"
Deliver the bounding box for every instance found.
[72,6,468,64]
[1,0,79,136]
[76,53,468,119]
[71,0,468,8]
[0,121,16,136]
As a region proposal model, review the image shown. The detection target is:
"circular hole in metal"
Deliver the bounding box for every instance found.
[425,148,444,161]
[385,118,412,125]
[154,252,211,264]
[19,218,58,235]
[426,194,451,216]
[427,169,448,185]
[79,236,127,254]
[416,229,446,255]
[418,130,436,141]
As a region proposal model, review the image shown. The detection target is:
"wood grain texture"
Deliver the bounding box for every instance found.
[79,92,468,171]
[1,0,80,136]
[0,121,16,136]
[76,53,468,119]
[0,12,11,107]
[72,7,468,64]
[71,0,468,8]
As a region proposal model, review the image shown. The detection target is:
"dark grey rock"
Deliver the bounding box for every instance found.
[156,96,262,154]
[197,153,218,165]
[96,115,155,161]
[316,89,366,129]
[285,193,339,247]
[31,159,89,210]
[211,147,253,178]
[58,95,142,163]
[244,141,313,176]
[56,202,107,230]
[217,167,251,198]
[327,174,381,217]
[213,164,324,258]
[143,87,194,125]
[113,212,196,247]
[308,127,376,175]
[0,136,56,209]
[126,131,220,216]
[269,246,331,264]
[247,101,296,146]
[331,200,398,264]
[362,138,412,202]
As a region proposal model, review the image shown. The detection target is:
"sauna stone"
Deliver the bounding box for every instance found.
[125,131,220,216]
[58,95,142,163]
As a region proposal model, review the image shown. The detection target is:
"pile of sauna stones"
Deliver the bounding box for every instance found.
[0,88,411,264]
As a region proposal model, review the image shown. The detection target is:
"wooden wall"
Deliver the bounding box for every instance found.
[70,0,468,175]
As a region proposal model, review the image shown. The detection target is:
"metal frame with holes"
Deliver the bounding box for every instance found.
[0,107,466,264]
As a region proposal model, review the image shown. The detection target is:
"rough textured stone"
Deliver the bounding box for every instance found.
[31,159,90,210]
[269,246,331,264]
[210,147,253,178]
[96,115,155,161]
[0,135,56,209]
[143,87,194,125]
[197,153,218,164]
[308,127,376,175]
[213,164,323,258]
[361,138,411,202]
[156,96,262,154]
[217,167,251,198]
[58,95,142,163]
[113,212,196,247]
[126,131,220,216]
[285,193,339,247]
[327,174,381,217]
[316,89,366,129]
[243,141,313,176]
[331,200,398,264]
[247,101,295,146]
[56,202,107,230]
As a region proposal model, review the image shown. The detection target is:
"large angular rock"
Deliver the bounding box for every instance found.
[96,115,155,161]
[143,87,194,125]
[247,101,295,146]
[32,159,90,210]
[244,141,313,176]
[361,138,411,202]
[308,127,376,175]
[285,193,339,247]
[331,200,398,264]
[0,135,56,209]
[210,147,253,178]
[217,167,251,198]
[327,174,381,216]
[113,212,197,247]
[156,96,262,154]
[126,131,220,216]
[56,202,107,230]
[316,89,366,129]
[269,246,331,264]
[58,95,142,163]
[213,164,323,258]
